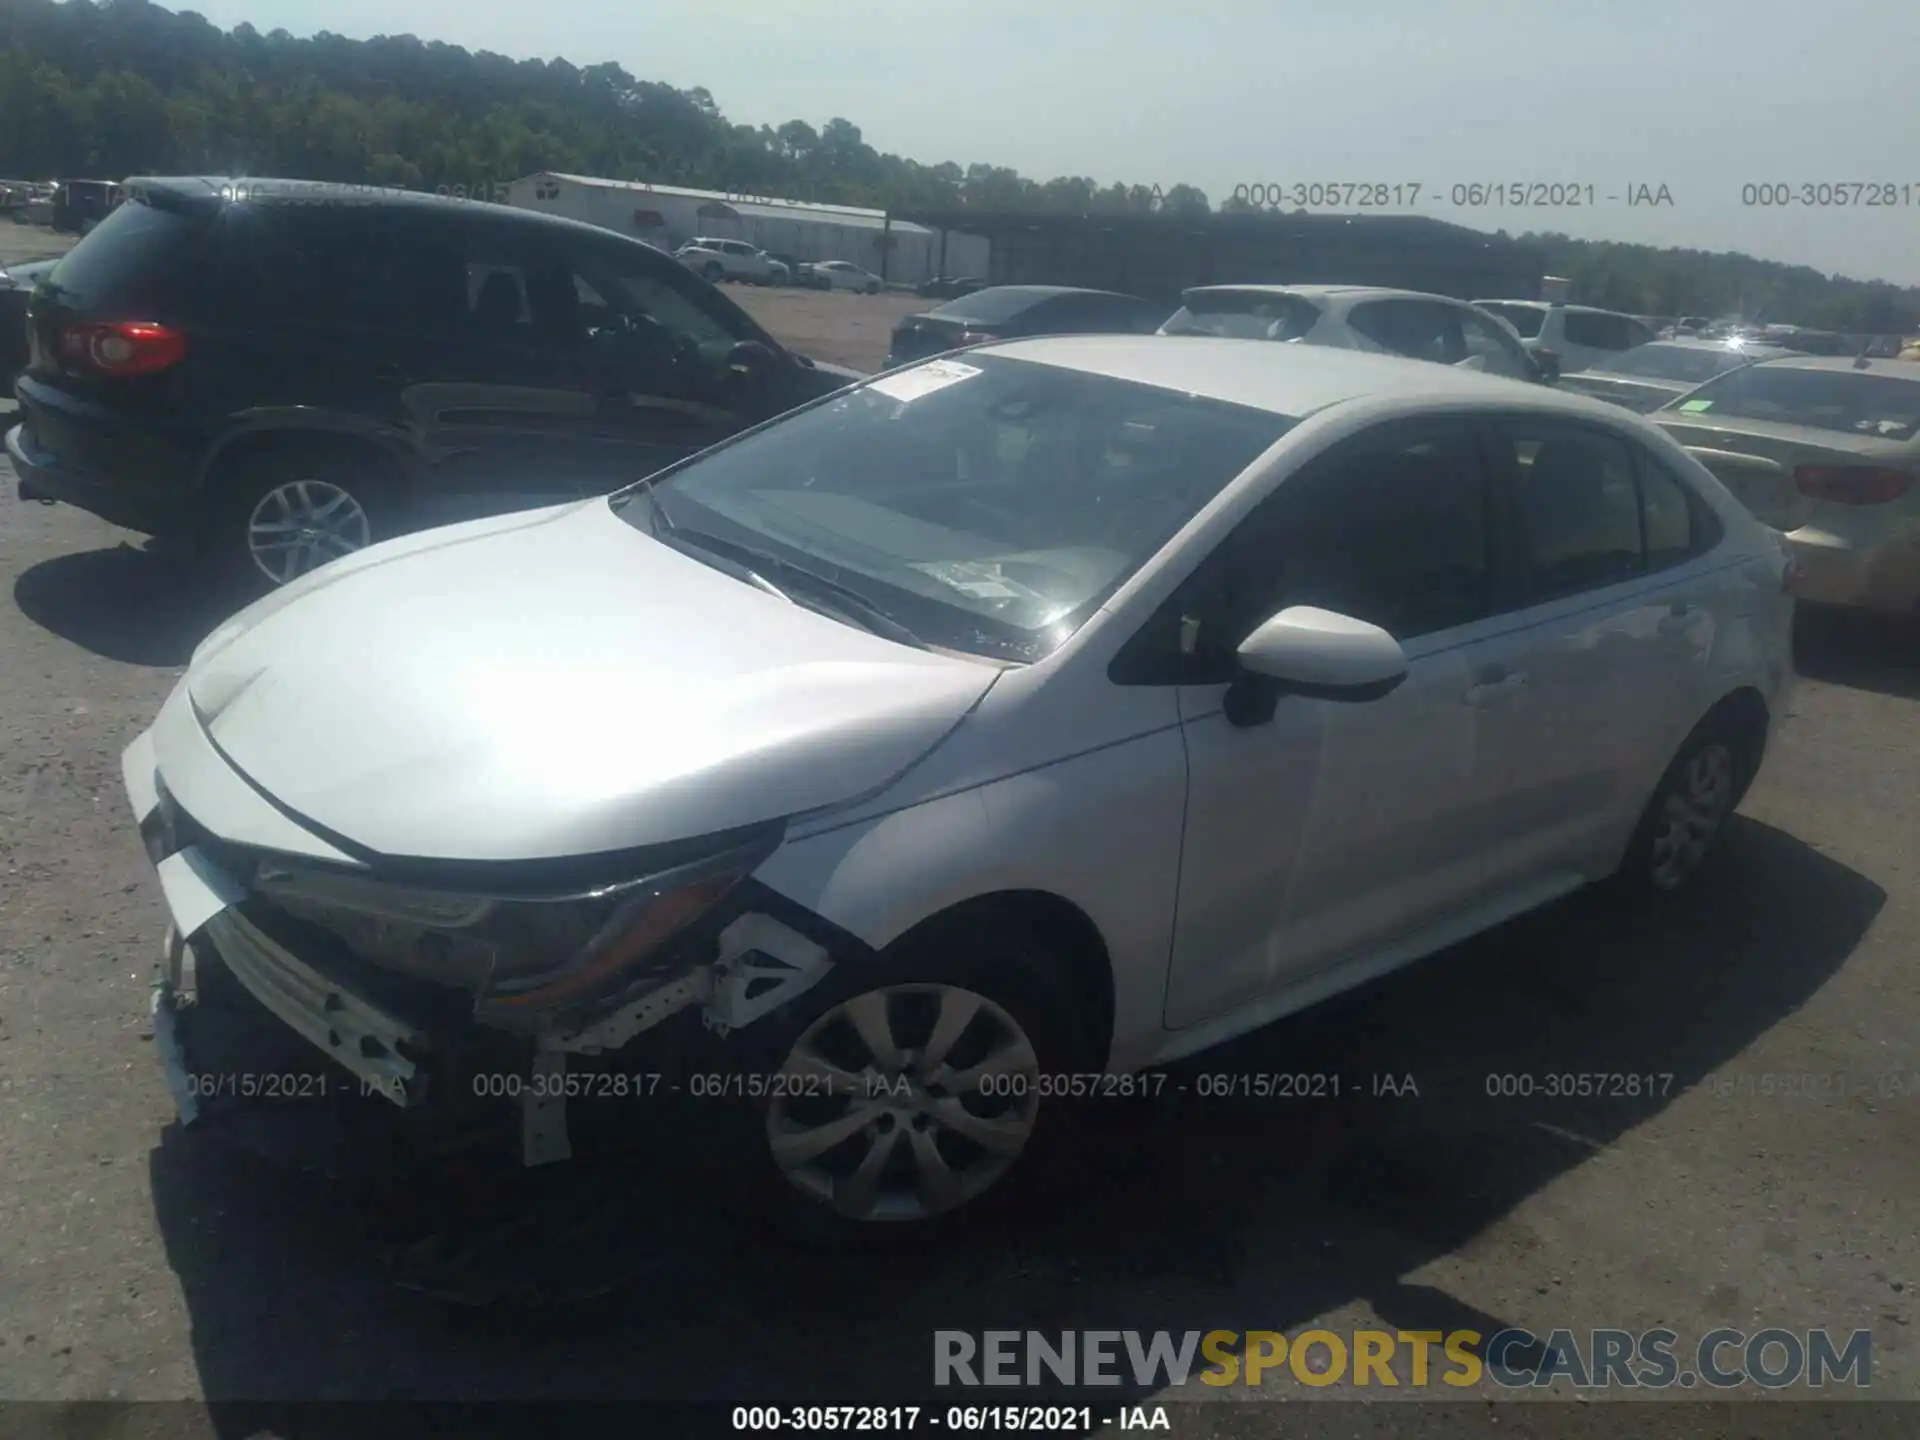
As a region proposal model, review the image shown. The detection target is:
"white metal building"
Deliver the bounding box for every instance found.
[504,172,989,285]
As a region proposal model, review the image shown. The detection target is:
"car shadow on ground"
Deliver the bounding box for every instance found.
[12,542,234,667]
[1793,608,1920,701]
[142,814,1881,1432]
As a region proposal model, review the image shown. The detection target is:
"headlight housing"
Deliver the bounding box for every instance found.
[249,827,780,1021]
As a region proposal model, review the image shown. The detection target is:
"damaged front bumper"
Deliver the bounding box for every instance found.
[124,726,840,1171]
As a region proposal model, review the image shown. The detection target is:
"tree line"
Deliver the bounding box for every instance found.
[2,0,1916,331]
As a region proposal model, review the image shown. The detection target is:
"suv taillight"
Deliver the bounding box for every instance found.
[1793,465,1912,505]
[58,321,187,377]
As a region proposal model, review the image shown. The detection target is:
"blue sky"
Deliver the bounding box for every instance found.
[181,0,1920,286]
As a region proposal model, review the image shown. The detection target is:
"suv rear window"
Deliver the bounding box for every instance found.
[42,198,208,311]
[1476,302,1546,339]
[1161,290,1319,341]
[1679,365,1920,440]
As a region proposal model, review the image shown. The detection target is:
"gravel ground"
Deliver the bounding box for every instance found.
[0,279,1916,1435]
[729,283,929,371]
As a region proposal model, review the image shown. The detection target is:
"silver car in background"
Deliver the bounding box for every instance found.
[1560,338,1796,414]
[1653,355,1920,617]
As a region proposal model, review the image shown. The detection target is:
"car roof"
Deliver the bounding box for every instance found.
[1749,355,1920,377]
[1183,283,1469,304]
[123,175,659,248]
[977,334,1621,419]
[1635,338,1796,358]
[1474,299,1637,317]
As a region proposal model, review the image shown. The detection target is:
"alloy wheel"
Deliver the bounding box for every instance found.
[766,983,1042,1223]
[245,478,372,585]
[1648,741,1736,890]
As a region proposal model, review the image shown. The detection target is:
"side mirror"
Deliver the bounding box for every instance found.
[1223,606,1408,727]
[726,339,782,382]
[1532,349,1562,383]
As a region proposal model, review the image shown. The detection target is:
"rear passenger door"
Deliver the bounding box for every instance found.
[1470,416,1721,893]
[388,217,605,527]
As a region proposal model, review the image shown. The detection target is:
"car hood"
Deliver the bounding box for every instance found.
[179,500,1000,862]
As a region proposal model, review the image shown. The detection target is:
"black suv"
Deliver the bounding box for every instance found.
[8,178,862,589]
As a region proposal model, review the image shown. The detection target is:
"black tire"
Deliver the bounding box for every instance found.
[703,261,724,282]
[692,920,1094,1249]
[865,281,880,295]
[1612,711,1754,900]
[200,441,402,601]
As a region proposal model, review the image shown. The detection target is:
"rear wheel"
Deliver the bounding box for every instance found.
[202,442,401,597]
[1615,715,1752,897]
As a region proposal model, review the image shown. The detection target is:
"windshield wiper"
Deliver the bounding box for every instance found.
[649,515,929,650]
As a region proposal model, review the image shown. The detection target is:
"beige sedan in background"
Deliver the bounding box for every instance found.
[1653,355,1920,617]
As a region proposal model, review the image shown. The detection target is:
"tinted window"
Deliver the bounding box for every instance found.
[1675,364,1920,440]
[1178,421,1494,667]
[631,355,1294,662]
[210,204,449,330]
[1477,302,1546,339]
[42,198,208,310]
[1496,423,1644,598]
[1563,312,1635,350]
[1160,290,1320,341]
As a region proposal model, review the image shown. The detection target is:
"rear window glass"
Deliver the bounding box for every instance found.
[1160,291,1319,340]
[1476,303,1546,339]
[42,198,207,310]
[1679,365,1920,440]
[1601,343,1756,385]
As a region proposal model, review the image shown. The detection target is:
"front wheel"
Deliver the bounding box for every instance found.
[705,924,1090,1246]
[703,261,724,282]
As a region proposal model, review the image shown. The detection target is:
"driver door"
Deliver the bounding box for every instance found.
[1163,417,1532,1029]
[560,237,776,486]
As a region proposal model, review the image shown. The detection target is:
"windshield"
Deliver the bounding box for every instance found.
[1475,303,1546,339]
[929,289,1064,325]
[621,354,1294,662]
[1670,365,1920,440]
[1599,343,1757,385]
[1160,291,1319,341]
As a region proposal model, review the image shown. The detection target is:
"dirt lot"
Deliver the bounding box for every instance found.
[730,283,927,371]
[0,271,1917,1435]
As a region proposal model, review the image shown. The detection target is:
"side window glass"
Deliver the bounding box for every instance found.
[1186,423,1494,665]
[1498,423,1645,599]
[1459,312,1530,378]
[1638,452,1702,568]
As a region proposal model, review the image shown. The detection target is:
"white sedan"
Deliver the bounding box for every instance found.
[804,260,883,293]
[123,339,1795,1238]
[1162,284,1554,383]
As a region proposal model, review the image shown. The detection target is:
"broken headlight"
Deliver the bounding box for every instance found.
[249,830,779,1015]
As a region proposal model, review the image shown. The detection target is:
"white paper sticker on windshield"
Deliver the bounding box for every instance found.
[869,359,982,403]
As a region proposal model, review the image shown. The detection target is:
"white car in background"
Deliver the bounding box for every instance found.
[125,339,1793,1239]
[1160,284,1554,383]
[1652,354,1920,617]
[1473,301,1658,375]
[675,237,788,285]
[1557,338,1796,414]
[801,261,884,293]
